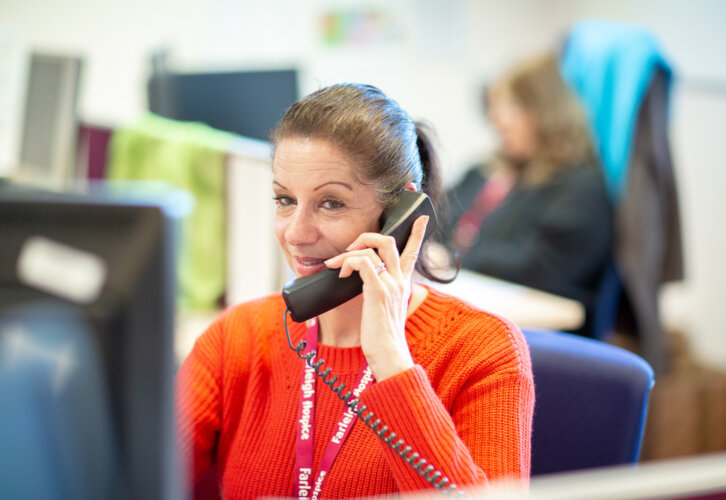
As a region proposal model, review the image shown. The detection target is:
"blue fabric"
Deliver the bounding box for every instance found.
[523,329,654,475]
[561,19,673,200]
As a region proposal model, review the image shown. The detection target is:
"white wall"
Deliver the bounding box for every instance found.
[2,0,725,368]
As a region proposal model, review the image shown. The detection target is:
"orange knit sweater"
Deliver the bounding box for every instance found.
[176,285,534,498]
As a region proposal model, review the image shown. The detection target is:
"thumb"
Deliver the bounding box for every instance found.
[399,216,429,277]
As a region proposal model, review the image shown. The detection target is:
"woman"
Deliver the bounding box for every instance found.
[446,53,613,337]
[176,84,534,498]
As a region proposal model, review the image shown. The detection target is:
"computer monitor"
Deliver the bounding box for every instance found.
[148,68,298,141]
[0,187,180,500]
[13,52,83,189]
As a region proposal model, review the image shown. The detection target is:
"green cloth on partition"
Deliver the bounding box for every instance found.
[108,113,235,310]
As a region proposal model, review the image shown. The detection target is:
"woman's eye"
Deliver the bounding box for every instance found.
[321,199,344,210]
[273,195,294,207]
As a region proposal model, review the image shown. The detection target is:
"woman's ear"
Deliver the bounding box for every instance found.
[402,182,418,192]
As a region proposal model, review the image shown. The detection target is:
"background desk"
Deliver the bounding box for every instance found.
[425,269,585,332]
[175,270,584,364]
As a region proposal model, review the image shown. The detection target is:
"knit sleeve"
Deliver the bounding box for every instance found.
[358,328,534,494]
[175,321,224,486]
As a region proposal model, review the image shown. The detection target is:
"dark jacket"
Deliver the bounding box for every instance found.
[445,164,613,335]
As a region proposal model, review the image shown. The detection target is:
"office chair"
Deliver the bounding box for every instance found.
[523,328,654,476]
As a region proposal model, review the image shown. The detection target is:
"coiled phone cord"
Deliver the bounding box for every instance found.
[284,308,463,496]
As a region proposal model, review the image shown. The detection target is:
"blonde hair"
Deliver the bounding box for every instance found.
[488,53,596,184]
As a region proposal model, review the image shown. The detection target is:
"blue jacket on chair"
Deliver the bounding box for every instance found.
[561,19,673,201]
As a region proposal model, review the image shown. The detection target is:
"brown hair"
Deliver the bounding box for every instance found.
[487,53,596,183]
[271,83,454,283]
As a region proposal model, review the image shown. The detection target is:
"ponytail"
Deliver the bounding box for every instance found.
[414,121,459,284]
[415,122,440,199]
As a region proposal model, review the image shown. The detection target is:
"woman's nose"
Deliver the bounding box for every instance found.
[284,207,318,246]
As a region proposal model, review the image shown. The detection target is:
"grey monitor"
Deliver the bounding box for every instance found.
[14,52,82,189]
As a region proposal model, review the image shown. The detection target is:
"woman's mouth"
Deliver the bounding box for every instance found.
[294,257,329,277]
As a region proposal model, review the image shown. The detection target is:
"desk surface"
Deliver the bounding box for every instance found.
[425,269,585,332]
[472,451,726,500]
[175,271,584,363]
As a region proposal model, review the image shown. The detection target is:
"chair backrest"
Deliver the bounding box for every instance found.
[523,329,654,476]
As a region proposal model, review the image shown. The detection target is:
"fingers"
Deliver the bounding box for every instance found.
[333,253,394,283]
[325,247,380,269]
[324,215,429,279]
[325,235,400,277]
[343,233,402,278]
[326,248,383,278]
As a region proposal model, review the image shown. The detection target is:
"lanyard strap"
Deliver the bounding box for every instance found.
[450,173,514,255]
[293,318,375,499]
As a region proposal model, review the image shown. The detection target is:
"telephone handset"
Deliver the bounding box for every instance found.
[282,190,438,323]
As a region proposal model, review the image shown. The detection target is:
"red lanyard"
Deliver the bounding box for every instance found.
[293,318,375,499]
[451,173,514,254]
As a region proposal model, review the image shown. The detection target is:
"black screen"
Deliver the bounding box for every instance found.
[148,69,298,141]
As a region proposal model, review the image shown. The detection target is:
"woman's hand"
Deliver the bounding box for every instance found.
[324,215,429,381]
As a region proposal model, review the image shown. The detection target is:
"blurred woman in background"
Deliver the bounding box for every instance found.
[445,53,613,336]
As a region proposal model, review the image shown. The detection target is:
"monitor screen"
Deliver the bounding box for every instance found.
[0,187,180,500]
[148,68,298,141]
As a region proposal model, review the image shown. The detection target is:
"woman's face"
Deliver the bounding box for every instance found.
[487,84,537,163]
[272,137,383,278]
